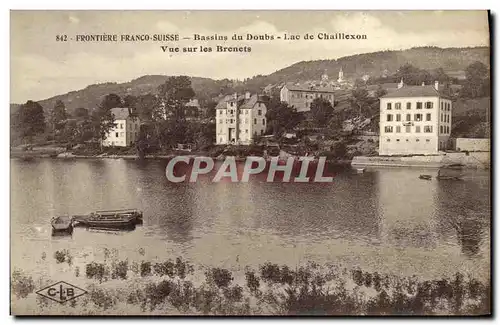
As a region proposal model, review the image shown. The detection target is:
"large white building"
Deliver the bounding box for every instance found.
[102,107,141,147]
[215,92,267,145]
[379,80,453,155]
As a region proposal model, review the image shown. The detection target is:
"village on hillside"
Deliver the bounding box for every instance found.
[10,60,491,167]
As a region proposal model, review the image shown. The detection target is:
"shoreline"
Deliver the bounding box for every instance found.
[10,151,353,165]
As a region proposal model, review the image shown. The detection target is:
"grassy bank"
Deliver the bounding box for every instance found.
[11,251,490,316]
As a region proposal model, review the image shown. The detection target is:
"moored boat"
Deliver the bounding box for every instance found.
[51,215,73,236]
[86,212,136,230]
[94,209,143,225]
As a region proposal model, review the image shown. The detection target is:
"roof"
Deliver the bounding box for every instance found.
[215,93,263,110]
[283,82,335,93]
[111,107,132,120]
[381,85,448,99]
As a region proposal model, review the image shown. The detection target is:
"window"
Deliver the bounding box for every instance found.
[262,119,265,125]
[387,139,390,142]
[406,102,411,110]
[425,102,433,109]
[426,113,431,121]
[230,102,234,107]
[440,113,443,122]
[406,139,409,142]
[405,126,411,133]
[387,103,392,110]
[415,126,420,133]
[414,113,422,121]
[384,126,393,133]
[441,102,443,110]
[260,130,264,135]
[447,126,450,133]
[406,114,411,121]
[254,118,257,124]
[115,132,119,137]
[416,102,422,109]
[396,114,401,122]
[387,114,393,122]
[440,125,443,134]
[120,132,124,137]
[396,126,401,133]
[219,119,222,124]
[426,139,430,142]
[258,110,262,116]
[424,126,433,133]
[416,139,420,142]
[396,139,400,142]
[245,129,248,134]
[395,102,401,110]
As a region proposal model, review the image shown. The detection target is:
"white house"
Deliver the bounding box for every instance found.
[216,92,267,145]
[379,80,452,155]
[102,107,141,147]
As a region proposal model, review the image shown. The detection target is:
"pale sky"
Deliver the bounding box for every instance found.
[11,10,489,103]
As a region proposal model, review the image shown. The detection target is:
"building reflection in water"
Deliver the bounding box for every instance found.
[374,167,439,249]
[435,176,489,258]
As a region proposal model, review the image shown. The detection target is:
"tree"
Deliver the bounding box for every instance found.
[350,88,370,117]
[15,100,46,143]
[123,95,137,109]
[50,100,67,139]
[134,93,160,122]
[203,100,218,120]
[460,61,490,98]
[395,63,432,85]
[265,98,303,137]
[310,98,333,128]
[156,76,196,147]
[91,95,117,147]
[74,107,89,120]
[100,93,122,110]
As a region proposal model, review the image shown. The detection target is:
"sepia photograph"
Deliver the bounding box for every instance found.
[9,10,491,316]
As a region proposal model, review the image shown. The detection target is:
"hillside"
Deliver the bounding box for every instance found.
[11,46,490,114]
[243,46,489,92]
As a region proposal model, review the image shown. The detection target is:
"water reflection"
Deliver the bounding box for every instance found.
[10,159,491,279]
[435,176,490,258]
[375,167,439,249]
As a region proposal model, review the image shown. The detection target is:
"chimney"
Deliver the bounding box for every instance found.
[434,80,439,91]
[397,78,404,89]
[245,91,251,99]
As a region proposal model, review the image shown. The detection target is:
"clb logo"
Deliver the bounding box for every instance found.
[36,281,87,304]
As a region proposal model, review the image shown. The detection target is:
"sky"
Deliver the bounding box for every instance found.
[10,10,490,103]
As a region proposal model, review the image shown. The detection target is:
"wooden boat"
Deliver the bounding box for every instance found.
[51,215,73,235]
[86,212,136,230]
[419,174,432,180]
[94,209,143,225]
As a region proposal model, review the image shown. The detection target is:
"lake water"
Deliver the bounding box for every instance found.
[10,158,491,281]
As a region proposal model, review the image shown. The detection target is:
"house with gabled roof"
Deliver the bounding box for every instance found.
[215,92,268,145]
[102,107,141,147]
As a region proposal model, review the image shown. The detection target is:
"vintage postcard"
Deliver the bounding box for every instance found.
[10,10,491,316]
